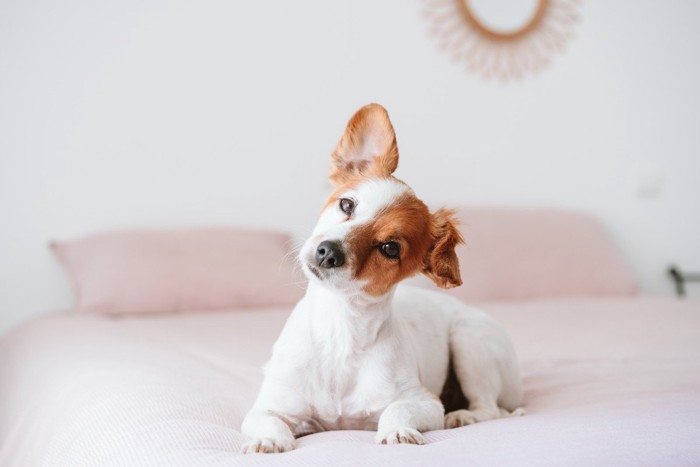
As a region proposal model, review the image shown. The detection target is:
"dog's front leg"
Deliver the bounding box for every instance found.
[376,395,444,445]
[241,410,296,454]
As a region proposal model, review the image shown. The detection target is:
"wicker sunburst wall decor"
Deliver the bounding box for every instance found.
[424,0,581,81]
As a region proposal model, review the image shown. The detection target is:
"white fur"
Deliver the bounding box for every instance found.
[241,179,523,454]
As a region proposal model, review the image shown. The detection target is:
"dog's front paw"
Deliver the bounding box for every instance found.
[444,409,479,428]
[376,427,426,445]
[241,437,295,454]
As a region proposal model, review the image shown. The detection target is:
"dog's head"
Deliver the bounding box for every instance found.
[300,103,464,298]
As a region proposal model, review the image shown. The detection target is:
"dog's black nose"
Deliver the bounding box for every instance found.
[316,240,345,269]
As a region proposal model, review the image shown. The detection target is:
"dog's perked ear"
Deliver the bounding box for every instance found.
[423,208,464,289]
[330,103,399,185]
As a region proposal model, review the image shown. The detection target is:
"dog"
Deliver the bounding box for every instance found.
[241,103,523,454]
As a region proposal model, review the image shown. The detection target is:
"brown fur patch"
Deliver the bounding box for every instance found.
[423,208,464,289]
[330,104,399,185]
[347,191,433,296]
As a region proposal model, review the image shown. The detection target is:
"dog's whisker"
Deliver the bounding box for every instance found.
[276,237,305,275]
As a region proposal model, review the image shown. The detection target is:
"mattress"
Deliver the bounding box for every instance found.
[1,296,699,466]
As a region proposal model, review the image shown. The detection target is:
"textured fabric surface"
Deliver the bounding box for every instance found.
[1,296,699,466]
[51,228,304,314]
[447,208,639,301]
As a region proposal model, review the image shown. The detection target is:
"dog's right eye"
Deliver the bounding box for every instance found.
[339,198,355,215]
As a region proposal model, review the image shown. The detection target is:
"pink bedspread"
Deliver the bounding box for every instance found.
[1,296,699,466]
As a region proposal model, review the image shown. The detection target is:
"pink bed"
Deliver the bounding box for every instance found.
[1,208,699,466]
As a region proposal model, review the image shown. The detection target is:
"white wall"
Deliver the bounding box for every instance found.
[2,0,700,336]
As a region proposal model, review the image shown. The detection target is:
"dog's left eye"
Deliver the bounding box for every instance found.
[339,198,355,215]
[379,242,401,259]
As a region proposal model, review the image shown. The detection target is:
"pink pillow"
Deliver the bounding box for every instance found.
[51,228,305,314]
[447,208,639,302]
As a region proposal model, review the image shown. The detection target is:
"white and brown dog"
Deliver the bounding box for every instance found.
[241,104,523,454]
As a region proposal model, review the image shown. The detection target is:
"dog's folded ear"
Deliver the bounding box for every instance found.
[423,208,464,289]
[331,103,399,184]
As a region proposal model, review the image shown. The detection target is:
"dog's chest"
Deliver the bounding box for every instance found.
[302,347,397,431]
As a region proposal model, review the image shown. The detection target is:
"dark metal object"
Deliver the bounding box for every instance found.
[667,265,700,298]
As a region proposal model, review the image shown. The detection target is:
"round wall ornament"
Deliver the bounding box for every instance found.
[424,0,581,80]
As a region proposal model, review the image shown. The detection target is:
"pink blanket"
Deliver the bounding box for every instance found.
[1,296,699,466]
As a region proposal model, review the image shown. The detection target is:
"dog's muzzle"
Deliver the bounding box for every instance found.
[315,240,345,269]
